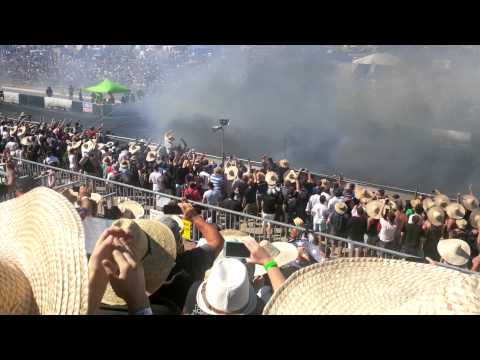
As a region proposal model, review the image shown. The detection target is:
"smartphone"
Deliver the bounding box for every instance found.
[224,241,250,259]
[162,203,183,215]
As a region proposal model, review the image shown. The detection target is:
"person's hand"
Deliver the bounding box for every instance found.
[471,255,480,272]
[242,237,273,266]
[178,201,198,221]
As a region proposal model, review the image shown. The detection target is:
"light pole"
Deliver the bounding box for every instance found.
[212,118,230,160]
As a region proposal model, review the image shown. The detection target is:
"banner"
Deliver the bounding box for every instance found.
[44,97,72,110]
[83,102,93,113]
[3,91,19,104]
[182,219,192,240]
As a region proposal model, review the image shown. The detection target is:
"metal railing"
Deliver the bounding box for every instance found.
[7,157,424,262]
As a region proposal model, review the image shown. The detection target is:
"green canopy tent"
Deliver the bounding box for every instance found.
[83,79,130,94]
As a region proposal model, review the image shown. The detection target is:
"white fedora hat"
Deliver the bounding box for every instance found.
[196,257,257,315]
[263,258,480,315]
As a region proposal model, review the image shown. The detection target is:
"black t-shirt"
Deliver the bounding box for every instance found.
[221,198,242,212]
[149,245,216,310]
[295,190,309,219]
[257,181,268,195]
[263,192,280,214]
[404,223,423,249]
[244,183,258,204]
[174,167,189,185]
[347,216,367,242]
[183,280,266,315]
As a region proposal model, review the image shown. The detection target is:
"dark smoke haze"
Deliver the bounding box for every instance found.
[137,45,480,196]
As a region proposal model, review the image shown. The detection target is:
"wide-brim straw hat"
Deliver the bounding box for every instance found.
[146,151,157,162]
[68,140,82,151]
[434,193,450,209]
[118,200,145,219]
[365,200,383,219]
[410,198,422,210]
[283,169,298,184]
[427,206,446,226]
[446,203,466,220]
[16,126,27,137]
[265,171,279,186]
[469,209,480,229]
[9,126,18,136]
[263,258,480,315]
[437,239,471,266]
[456,219,468,230]
[106,141,115,148]
[293,217,304,227]
[101,219,177,306]
[147,144,158,152]
[129,144,141,155]
[102,156,112,164]
[254,242,298,277]
[20,136,34,147]
[81,141,94,153]
[335,201,348,215]
[278,159,289,168]
[119,160,130,169]
[225,166,239,181]
[462,194,480,211]
[255,171,266,182]
[423,197,435,211]
[354,187,373,201]
[0,187,88,314]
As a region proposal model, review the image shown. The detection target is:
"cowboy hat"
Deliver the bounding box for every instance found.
[9,125,18,136]
[446,203,466,220]
[456,219,468,230]
[147,144,158,152]
[96,143,106,151]
[16,126,27,137]
[129,144,141,155]
[427,206,445,226]
[255,171,266,182]
[0,187,88,314]
[119,160,130,170]
[117,200,145,219]
[146,151,157,163]
[67,140,82,151]
[354,187,373,201]
[365,200,383,219]
[434,193,450,209]
[410,198,422,210]
[102,156,112,164]
[196,257,258,315]
[81,140,95,154]
[254,241,299,277]
[462,194,479,211]
[335,202,348,215]
[106,141,115,148]
[293,217,304,227]
[262,258,480,315]
[469,209,480,229]
[225,166,239,181]
[265,171,279,186]
[101,218,177,306]
[20,136,34,147]
[422,197,435,211]
[437,239,471,266]
[283,169,298,184]
[278,159,289,168]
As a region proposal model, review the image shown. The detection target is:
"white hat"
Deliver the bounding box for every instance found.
[254,241,299,277]
[437,239,471,266]
[196,258,257,315]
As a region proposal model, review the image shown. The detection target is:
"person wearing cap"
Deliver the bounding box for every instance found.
[182,236,286,315]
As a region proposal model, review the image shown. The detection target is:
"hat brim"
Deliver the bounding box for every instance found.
[196,279,257,315]
[437,239,471,266]
[254,242,298,277]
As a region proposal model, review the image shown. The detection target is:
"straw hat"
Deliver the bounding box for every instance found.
[20,136,34,147]
[60,188,79,203]
[9,125,18,136]
[102,156,112,164]
[456,219,468,230]
[293,217,305,227]
[422,197,435,211]
[263,258,480,315]
[146,151,157,162]
[354,187,373,201]
[434,193,450,209]
[255,171,266,182]
[68,140,82,151]
[462,194,479,211]
[278,159,289,168]
[446,203,466,220]
[225,166,239,181]
[0,187,88,314]
[437,239,471,266]
[410,198,422,210]
[265,171,279,186]
[427,206,446,226]
[119,160,130,170]
[118,200,145,219]
[147,144,158,152]
[335,201,347,215]
[365,200,383,219]
[16,126,27,137]
[469,209,480,229]
[81,140,95,153]
[283,169,298,184]
[101,218,177,306]
[254,242,298,277]
[129,144,141,155]
[196,258,258,315]
[360,197,370,206]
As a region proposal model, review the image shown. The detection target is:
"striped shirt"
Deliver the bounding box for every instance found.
[210,174,224,193]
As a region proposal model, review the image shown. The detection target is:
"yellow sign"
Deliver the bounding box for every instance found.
[182,219,192,240]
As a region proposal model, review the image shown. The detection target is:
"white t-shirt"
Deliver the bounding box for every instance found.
[118,150,129,162]
[327,196,343,214]
[306,194,321,213]
[379,218,397,243]
[311,202,329,224]
[149,170,165,192]
[198,171,210,191]
[69,154,77,170]
[5,141,18,152]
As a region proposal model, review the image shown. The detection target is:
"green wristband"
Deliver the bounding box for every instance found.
[263,260,278,271]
